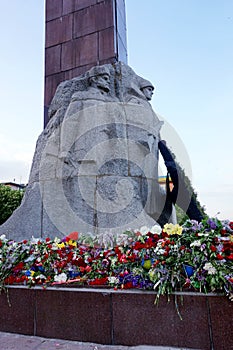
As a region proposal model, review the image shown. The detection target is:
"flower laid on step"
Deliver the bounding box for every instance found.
[0,218,232,303]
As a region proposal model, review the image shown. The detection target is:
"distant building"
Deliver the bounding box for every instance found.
[0,182,26,191]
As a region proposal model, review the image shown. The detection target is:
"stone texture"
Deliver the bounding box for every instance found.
[0,287,229,349]
[0,288,35,335]
[0,63,174,240]
[45,15,73,48]
[99,27,116,61]
[73,1,113,38]
[45,72,65,107]
[208,296,233,350]
[61,34,100,72]
[0,182,42,240]
[44,0,128,126]
[46,0,62,21]
[112,293,210,349]
[62,0,75,15]
[45,45,61,76]
[75,0,97,11]
[35,289,112,343]
[75,33,99,66]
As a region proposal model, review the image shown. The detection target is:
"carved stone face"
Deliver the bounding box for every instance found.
[141,86,154,101]
[91,74,110,93]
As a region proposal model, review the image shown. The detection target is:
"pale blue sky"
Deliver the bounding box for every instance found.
[0,1,232,219]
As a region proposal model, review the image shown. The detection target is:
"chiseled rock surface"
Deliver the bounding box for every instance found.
[0,63,175,241]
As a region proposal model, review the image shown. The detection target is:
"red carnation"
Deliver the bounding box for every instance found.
[226,254,233,260]
[122,282,133,289]
[89,277,108,285]
[210,245,217,252]
[216,254,224,260]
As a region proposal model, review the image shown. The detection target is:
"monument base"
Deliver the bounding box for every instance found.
[0,286,232,349]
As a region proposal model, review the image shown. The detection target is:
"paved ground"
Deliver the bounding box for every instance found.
[0,332,200,350]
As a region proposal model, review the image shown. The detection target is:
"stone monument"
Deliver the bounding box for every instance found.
[44,0,128,127]
[0,62,176,241]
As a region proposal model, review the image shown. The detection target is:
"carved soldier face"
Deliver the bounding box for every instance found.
[90,74,110,93]
[141,86,154,101]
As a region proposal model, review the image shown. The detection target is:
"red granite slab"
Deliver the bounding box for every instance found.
[99,27,115,61]
[61,41,76,71]
[99,58,116,65]
[112,292,211,349]
[0,287,35,335]
[62,0,75,15]
[75,0,97,11]
[208,295,233,350]
[46,0,62,21]
[64,64,94,80]
[73,1,113,38]
[44,72,65,107]
[35,288,112,344]
[46,15,73,48]
[45,45,61,76]
[95,1,114,32]
[75,33,98,66]
[0,287,231,349]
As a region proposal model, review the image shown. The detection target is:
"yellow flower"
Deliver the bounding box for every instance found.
[66,239,77,247]
[57,242,65,249]
[163,223,183,235]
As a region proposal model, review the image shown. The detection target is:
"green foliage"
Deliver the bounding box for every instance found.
[0,185,24,225]
[175,205,188,225]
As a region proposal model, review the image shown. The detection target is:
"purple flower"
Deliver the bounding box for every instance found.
[217,243,223,252]
[191,220,203,231]
[201,243,206,251]
[207,219,217,230]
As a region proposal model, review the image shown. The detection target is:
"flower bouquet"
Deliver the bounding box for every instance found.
[0,218,232,304]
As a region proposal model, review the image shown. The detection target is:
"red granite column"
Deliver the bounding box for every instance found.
[44,0,127,127]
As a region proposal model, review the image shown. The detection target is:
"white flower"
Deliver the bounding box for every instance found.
[190,240,201,247]
[203,262,216,275]
[30,236,40,244]
[116,233,130,246]
[36,274,46,280]
[54,272,67,283]
[97,232,115,248]
[150,225,162,234]
[153,239,166,255]
[108,276,119,284]
[0,234,6,241]
[139,226,149,235]
[24,255,35,263]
